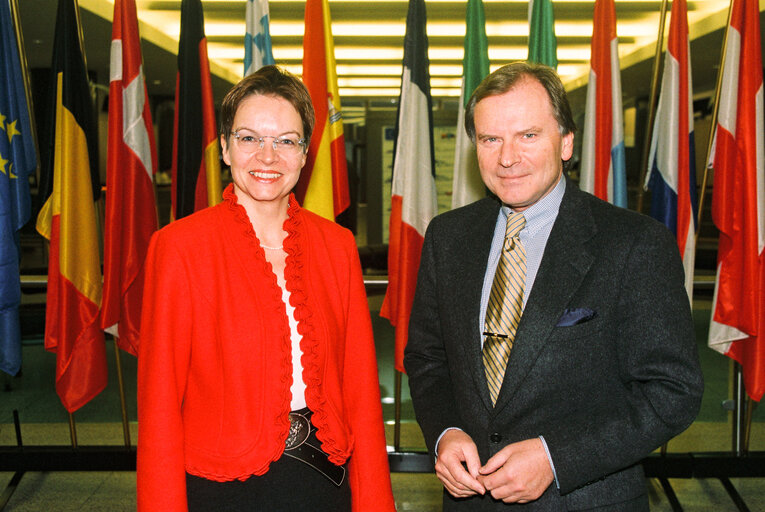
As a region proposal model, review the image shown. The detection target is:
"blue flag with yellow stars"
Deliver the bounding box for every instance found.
[1,0,36,376]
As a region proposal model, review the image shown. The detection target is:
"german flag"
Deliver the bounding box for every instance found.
[298,0,349,221]
[171,0,221,220]
[35,0,106,413]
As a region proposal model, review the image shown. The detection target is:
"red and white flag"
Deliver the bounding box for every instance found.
[708,0,765,402]
[579,0,627,208]
[102,0,158,356]
[380,0,437,373]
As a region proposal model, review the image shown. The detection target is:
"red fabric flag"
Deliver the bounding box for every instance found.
[35,0,106,412]
[171,0,221,220]
[708,0,765,402]
[101,0,158,356]
[297,0,350,221]
[579,0,627,207]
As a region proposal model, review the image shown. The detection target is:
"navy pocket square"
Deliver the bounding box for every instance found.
[556,308,597,327]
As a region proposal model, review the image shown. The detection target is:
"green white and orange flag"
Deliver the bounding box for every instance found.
[171,0,221,220]
[36,0,106,413]
[298,0,349,220]
[451,0,489,209]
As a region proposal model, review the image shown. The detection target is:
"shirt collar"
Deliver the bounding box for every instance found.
[499,175,566,235]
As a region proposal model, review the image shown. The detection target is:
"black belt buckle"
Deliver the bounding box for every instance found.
[284,411,346,487]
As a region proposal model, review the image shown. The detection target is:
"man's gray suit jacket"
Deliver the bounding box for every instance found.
[404,180,704,511]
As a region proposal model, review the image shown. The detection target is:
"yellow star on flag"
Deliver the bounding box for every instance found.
[0,112,6,130]
[6,119,20,143]
[0,153,8,175]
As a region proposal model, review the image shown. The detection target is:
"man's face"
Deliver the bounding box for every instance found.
[473,78,574,211]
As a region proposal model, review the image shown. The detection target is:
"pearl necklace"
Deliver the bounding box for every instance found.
[261,244,283,250]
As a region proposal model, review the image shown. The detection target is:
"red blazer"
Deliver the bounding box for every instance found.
[137,185,395,511]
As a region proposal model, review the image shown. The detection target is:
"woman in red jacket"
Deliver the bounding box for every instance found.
[137,65,395,512]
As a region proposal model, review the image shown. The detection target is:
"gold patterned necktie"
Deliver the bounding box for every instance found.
[483,212,526,406]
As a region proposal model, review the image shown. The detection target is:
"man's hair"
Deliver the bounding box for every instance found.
[219,65,315,148]
[464,61,576,142]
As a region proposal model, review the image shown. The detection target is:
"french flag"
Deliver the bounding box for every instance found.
[580,0,627,208]
[708,0,765,402]
[380,0,437,373]
[644,0,698,301]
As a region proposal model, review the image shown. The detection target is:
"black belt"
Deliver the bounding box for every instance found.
[284,408,346,487]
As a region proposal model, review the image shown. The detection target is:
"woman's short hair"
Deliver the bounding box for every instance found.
[464,61,576,142]
[219,65,315,148]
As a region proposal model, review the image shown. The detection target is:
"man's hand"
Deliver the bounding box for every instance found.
[435,429,486,498]
[478,438,553,503]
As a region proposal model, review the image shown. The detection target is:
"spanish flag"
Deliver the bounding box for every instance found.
[171,0,221,220]
[298,0,349,220]
[36,0,106,413]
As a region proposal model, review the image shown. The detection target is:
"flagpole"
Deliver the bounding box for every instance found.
[695,0,735,234]
[394,370,402,451]
[68,413,78,448]
[743,393,753,454]
[635,0,669,213]
[113,338,132,447]
[732,363,746,454]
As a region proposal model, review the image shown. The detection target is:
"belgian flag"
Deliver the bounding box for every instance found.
[35,0,106,413]
[171,0,221,220]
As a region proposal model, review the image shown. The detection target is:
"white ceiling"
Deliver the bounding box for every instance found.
[14,0,750,101]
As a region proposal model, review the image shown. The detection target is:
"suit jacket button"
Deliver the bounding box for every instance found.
[490,433,502,443]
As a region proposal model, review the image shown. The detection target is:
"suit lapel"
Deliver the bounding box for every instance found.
[493,182,598,413]
[448,198,501,411]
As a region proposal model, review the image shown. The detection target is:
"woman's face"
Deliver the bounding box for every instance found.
[221,94,307,209]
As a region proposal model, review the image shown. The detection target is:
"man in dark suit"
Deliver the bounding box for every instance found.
[404,62,703,510]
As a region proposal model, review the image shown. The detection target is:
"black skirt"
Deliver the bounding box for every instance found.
[186,408,351,512]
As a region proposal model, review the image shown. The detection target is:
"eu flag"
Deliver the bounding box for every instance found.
[1,0,36,376]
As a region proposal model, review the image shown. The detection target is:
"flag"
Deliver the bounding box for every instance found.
[579,0,627,208]
[101,0,158,356]
[644,0,698,301]
[244,0,274,76]
[1,0,36,376]
[527,0,557,68]
[708,0,765,402]
[380,0,437,373]
[172,0,221,220]
[297,0,350,220]
[451,0,489,209]
[35,0,106,412]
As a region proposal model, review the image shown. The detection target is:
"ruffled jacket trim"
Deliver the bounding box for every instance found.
[188,185,349,480]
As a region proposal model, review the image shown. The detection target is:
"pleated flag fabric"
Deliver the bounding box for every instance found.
[707,0,765,402]
[580,0,627,208]
[0,0,36,376]
[35,0,106,413]
[297,0,350,221]
[644,0,698,301]
[102,0,159,356]
[381,0,437,373]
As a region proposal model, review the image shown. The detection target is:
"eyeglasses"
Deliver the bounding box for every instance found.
[232,130,307,155]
